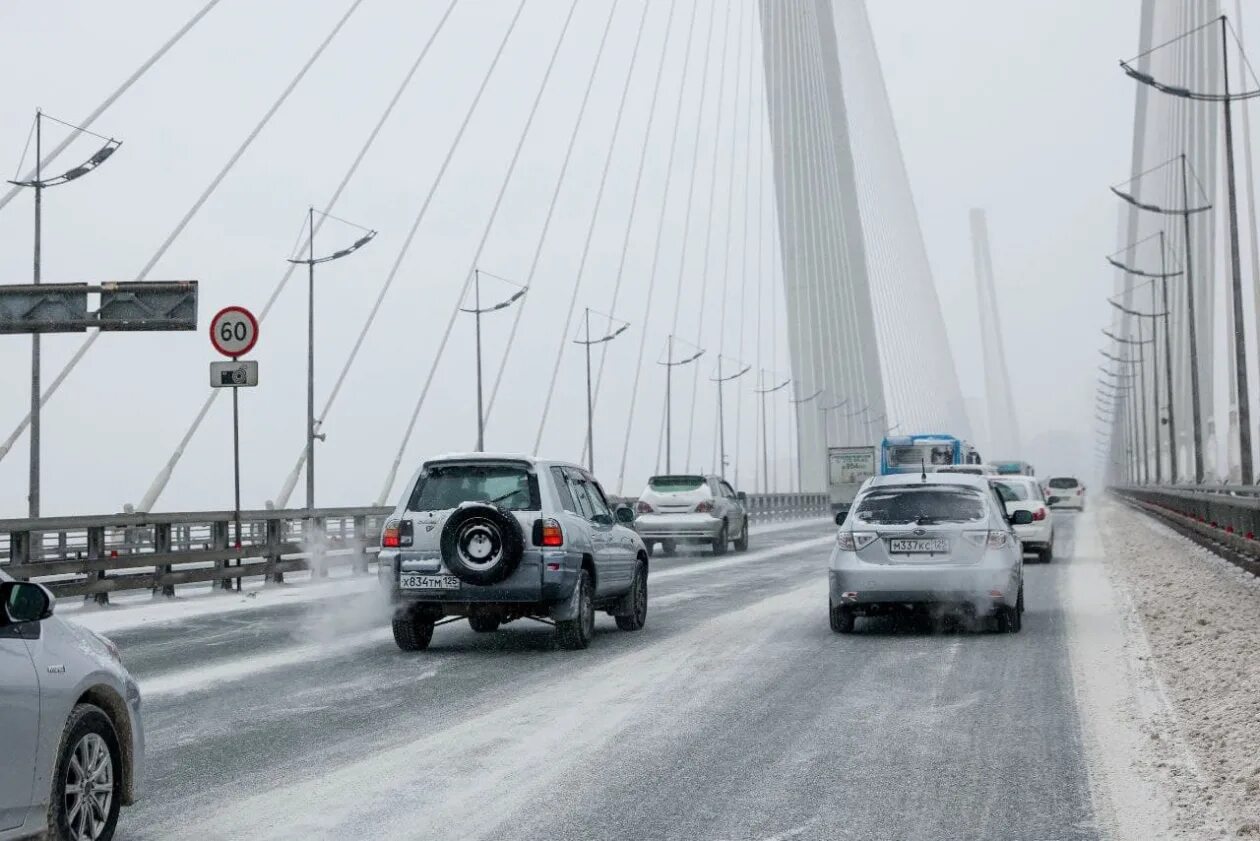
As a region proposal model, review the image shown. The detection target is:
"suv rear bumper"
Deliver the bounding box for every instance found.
[380,550,580,606]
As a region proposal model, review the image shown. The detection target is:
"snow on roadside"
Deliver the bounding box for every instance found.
[1096,498,1260,838]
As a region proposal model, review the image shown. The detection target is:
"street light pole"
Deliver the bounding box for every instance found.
[1159,231,1178,482]
[754,371,791,492]
[7,110,121,517]
[573,308,629,473]
[659,335,705,474]
[1180,155,1206,483]
[711,357,751,480]
[1105,331,1152,482]
[460,269,527,453]
[1108,298,1168,483]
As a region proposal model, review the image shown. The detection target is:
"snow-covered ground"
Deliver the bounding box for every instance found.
[1070,499,1260,840]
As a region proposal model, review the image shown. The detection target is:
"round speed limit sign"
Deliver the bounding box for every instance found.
[209,306,259,358]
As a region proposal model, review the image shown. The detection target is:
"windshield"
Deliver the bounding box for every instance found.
[1048,477,1079,489]
[854,486,987,525]
[647,475,706,493]
[888,443,955,466]
[408,463,539,511]
[993,480,1031,501]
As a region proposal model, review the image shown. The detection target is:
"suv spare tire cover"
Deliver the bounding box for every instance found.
[440,503,526,585]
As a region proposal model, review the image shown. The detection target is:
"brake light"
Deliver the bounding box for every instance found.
[382,521,400,548]
[972,530,1010,549]
[836,531,878,551]
[540,519,564,547]
[636,500,654,514]
[694,500,714,513]
[1032,507,1047,521]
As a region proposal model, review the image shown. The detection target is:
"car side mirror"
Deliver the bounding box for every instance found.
[1009,510,1034,526]
[834,511,847,526]
[615,505,636,525]
[737,491,747,502]
[1,581,54,624]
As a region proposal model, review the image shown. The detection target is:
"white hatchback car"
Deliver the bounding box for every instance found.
[1045,476,1086,511]
[991,476,1055,562]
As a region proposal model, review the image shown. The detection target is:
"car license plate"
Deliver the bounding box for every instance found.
[889,538,948,554]
[399,573,460,590]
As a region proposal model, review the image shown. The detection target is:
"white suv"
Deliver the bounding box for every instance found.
[1045,476,1086,511]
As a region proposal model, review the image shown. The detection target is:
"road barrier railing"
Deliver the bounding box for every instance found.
[1111,484,1260,576]
[0,493,831,601]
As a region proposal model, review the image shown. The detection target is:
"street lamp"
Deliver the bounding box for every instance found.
[659,335,704,473]
[754,371,791,493]
[461,269,527,452]
[710,356,751,480]
[838,402,870,447]
[1104,330,1153,483]
[286,208,376,508]
[7,111,120,517]
[574,308,629,473]
[1106,230,1184,483]
[819,397,849,451]
[1121,15,1260,483]
[1108,296,1169,483]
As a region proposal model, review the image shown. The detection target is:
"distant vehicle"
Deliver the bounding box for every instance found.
[879,434,982,476]
[1045,476,1086,511]
[993,460,1035,476]
[634,474,749,556]
[991,476,1055,562]
[0,571,145,841]
[379,454,649,651]
[935,464,998,477]
[827,445,877,520]
[829,472,1030,634]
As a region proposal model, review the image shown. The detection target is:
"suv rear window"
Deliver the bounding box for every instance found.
[409,463,540,511]
[854,486,987,525]
[1048,477,1079,489]
[648,475,706,493]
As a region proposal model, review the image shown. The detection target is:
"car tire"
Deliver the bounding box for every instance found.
[47,704,123,841]
[392,610,435,651]
[734,517,750,552]
[468,615,500,633]
[557,569,595,650]
[995,589,1023,633]
[615,562,648,632]
[1039,544,1053,564]
[658,540,677,557]
[712,522,729,556]
[829,602,856,633]
[440,503,525,586]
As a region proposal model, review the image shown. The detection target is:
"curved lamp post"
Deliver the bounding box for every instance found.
[461,269,527,452]
[709,357,750,480]
[8,111,120,517]
[754,372,791,493]
[1109,297,1169,483]
[659,335,705,473]
[575,308,629,473]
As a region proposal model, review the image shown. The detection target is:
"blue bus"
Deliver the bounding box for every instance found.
[879,434,983,475]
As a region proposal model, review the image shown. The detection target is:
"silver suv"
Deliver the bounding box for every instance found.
[379,454,649,651]
[1,572,145,841]
[634,474,750,556]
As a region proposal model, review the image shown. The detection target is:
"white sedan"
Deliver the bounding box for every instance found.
[991,476,1055,563]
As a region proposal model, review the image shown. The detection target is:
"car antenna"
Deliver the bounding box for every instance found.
[921,457,927,483]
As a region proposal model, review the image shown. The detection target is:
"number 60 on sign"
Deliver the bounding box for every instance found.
[209,306,258,358]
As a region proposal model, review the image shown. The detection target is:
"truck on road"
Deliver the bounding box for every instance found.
[828,445,877,522]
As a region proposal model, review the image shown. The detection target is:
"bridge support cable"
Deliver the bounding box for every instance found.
[751,31,770,493]
[372,0,601,505]
[609,0,717,493]
[688,0,748,481]
[0,0,225,217]
[525,0,665,455]
[0,0,368,472]
[969,209,1021,456]
[135,0,461,512]
[481,0,624,427]
[733,11,760,489]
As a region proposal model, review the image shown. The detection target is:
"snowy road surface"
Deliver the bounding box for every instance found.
[98,516,1102,841]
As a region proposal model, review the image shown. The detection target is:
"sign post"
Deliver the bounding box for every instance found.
[209,306,259,590]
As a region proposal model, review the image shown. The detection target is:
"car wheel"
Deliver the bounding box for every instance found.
[995,591,1023,633]
[733,517,750,552]
[1039,544,1053,564]
[829,601,856,633]
[659,540,677,557]
[557,569,595,650]
[615,562,648,632]
[439,503,525,586]
[47,704,122,841]
[711,522,729,556]
[468,615,500,633]
[392,609,435,651]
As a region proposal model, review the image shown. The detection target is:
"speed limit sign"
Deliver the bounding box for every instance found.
[209,306,258,358]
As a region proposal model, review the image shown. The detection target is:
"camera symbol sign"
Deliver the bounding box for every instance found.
[209,305,258,358]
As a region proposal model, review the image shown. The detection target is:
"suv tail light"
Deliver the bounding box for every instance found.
[382,520,401,548]
[694,500,714,514]
[836,531,878,551]
[635,500,654,514]
[1032,507,1047,521]
[532,518,564,547]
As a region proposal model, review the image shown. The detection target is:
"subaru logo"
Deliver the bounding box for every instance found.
[913,528,926,536]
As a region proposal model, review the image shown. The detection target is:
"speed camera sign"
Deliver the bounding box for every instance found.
[209,306,258,358]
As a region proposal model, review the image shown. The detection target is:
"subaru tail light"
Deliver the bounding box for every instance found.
[836,531,878,551]
[1032,507,1047,521]
[694,500,714,513]
[635,500,654,514]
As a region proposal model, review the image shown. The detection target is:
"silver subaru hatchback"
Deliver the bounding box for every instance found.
[0,571,144,841]
[828,473,1031,633]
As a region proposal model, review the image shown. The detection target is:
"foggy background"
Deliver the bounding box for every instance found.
[0,1,1182,514]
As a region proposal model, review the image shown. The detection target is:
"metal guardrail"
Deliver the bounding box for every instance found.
[1112,485,1260,577]
[0,493,829,601]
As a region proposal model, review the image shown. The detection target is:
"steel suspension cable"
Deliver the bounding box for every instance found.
[0,0,225,215]
[733,9,756,488]
[137,0,459,512]
[0,0,367,470]
[482,0,624,425]
[521,0,660,453]
[374,0,582,505]
[752,6,769,493]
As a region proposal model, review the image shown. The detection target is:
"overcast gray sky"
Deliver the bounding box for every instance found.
[0,1,1156,514]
